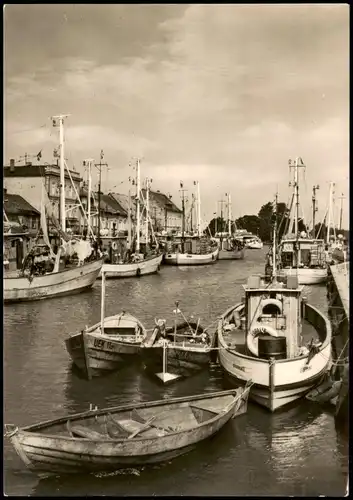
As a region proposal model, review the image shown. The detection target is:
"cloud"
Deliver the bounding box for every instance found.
[4,4,349,227]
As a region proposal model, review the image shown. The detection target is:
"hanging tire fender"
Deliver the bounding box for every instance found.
[136,267,141,277]
[247,324,279,357]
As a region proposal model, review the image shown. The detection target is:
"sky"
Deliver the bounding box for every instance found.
[4,4,350,229]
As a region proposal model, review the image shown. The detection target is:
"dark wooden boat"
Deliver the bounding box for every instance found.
[4,387,250,477]
[142,317,213,383]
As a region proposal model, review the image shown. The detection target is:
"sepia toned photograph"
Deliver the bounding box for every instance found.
[3,4,349,496]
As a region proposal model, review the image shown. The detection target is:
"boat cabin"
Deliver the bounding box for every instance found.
[279,238,326,269]
[242,275,304,359]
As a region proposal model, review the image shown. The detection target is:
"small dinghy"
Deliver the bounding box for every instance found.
[4,387,251,477]
[65,270,147,378]
[141,302,213,383]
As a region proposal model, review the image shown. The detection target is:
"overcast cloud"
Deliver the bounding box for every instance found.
[4,4,349,227]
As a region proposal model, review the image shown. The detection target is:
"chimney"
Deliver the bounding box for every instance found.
[4,188,7,196]
[10,159,15,172]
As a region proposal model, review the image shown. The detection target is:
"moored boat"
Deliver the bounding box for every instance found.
[217,194,332,412]
[101,253,163,278]
[65,271,147,378]
[4,387,251,477]
[141,304,213,383]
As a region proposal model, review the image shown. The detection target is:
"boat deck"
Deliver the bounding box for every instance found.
[222,319,319,354]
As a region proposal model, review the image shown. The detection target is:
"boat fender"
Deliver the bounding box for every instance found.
[259,298,283,316]
[112,242,118,251]
[247,324,279,357]
[136,267,141,277]
[157,264,161,271]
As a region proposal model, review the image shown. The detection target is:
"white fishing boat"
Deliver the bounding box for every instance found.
[275,158,327,285]
[217,194,332,412]
[98,160,163,278]
[4,115,103,303]
[164,181,219,266]
[65,270,148,378]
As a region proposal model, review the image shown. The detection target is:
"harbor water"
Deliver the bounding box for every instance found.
[4,248,348,496]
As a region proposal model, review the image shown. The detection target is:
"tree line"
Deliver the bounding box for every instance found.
[206,201,349,243]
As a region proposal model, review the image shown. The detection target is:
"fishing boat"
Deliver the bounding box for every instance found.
[272,158,327,285]
[141,302,213,383]
[213,194,245,260]
[4,115,103,303]
[4,387,251,477]
[217,193,332,412]
[164,181,219,265]
[65,270,147,379]
[98,160,163,278]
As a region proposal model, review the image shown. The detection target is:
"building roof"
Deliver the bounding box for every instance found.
[141,189,182,213]
[109,193,136,216]
[3,162,82,182]
[3,191,40,216]
[80,187,127,216]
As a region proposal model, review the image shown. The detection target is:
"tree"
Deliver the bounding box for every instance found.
[235,215,261,235]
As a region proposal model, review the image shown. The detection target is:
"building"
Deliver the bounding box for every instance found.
[80,186,128,236]
[4,158,83,233]
[3,189,40,270]
[141,189,182,233]
[3,189,40,237]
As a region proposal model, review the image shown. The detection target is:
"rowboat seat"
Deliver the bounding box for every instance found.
[68,423,110,440]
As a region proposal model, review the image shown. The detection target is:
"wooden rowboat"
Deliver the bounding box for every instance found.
[65,312,148,379]
[4,387,251,477]
[65,271,147,379]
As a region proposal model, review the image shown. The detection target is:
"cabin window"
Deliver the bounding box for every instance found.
[301,249,311,266]
[262,303,281,315]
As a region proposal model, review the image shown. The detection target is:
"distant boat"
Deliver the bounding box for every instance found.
[65,271,147,378]
[142,302,213,383]
[4,387,251,477]
[4,115,103,303]
[246,237,263,249]
[217,194,332,412]
[213,194,245,260]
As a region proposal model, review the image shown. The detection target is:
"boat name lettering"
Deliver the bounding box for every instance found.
[232,363,246,372]
[93,339,115,350]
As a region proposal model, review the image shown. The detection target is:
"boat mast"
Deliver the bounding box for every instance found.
[326,181,336,244]
[145,177,151,249]
[83,158,94,234]
[338,193,345,231]
[180,182,186,253]
[52,114,70,232]
[136,158,141,253]
[196,181,201,237]
[227,193,232,235]
[127,187,132,248]
[219,198,224,241]
[272,191,278,281]
[312,184,319,238]
[95,150,108,250]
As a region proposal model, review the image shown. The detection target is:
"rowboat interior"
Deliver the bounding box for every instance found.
[86,314,147,343]
[146,320,211,351]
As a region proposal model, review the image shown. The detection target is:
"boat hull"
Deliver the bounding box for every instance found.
[65,314,147,377]
[4,259,103,303]
[164,248,219,266]
[142,344,211,379]
[6,389,248,475]
[217,303,332,411]
[278,267,327,285]
[98,254,163,278]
